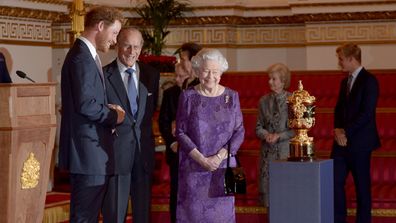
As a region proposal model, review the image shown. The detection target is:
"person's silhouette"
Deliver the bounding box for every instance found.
[0,52,12,83]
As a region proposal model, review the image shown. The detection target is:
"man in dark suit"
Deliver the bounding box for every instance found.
[158,63,189,223]
[331,43,380,223]
[158,43,202,223]
[102,27,160,223]
[178,42,202,89]
[58,6,125,223]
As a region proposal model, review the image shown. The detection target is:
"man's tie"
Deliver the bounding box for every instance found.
[126,68,138,119]
[95,55,105,89]
[346,75,353,97]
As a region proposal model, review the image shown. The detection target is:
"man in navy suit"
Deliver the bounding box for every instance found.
[102,27,160,223]
[58,6,125,223]
[331,43,381,223]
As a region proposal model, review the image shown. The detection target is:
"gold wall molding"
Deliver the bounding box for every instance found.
[2,18,396,48]
[0,6,68,23]
[0,14,70,46]
[306,22,396,43]
[126,11,396,26]
[237,26,306,45]
[22,0,67,5]
[18,0,396,11]
[1,5,395,26]
[163,21,396,48]
[2,5,396,47]
[52,23,71,46]
[289,0,396,8]
[165,25,306,47]
[0,17,52,43]
[2,4,396,25]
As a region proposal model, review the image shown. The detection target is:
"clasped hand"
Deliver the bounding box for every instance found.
[265,133,280,144]
[108,104,125,124]
[200,155,223,172]
[190,148,226,171]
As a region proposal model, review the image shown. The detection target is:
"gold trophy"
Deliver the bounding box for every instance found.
[287,80,316,161]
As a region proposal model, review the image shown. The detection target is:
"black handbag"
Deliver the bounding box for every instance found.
[224,147,246,195]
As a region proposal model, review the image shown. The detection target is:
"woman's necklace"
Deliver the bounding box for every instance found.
[199,84,219,97]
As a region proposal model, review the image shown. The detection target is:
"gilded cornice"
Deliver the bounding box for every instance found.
[0,6,69,23]
[192,5,290,11]
[290,0,396,7]
[2,5,396,25]
[126,11,396,27]
[3,3,396,47]
[22,0,68,5]
[18,0,396,9]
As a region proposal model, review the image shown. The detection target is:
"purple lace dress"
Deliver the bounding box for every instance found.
[175,87,245,223]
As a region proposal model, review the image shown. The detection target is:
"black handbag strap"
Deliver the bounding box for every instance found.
[226,145,241,168]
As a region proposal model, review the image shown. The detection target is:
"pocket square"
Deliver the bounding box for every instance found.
[148,93,153,96]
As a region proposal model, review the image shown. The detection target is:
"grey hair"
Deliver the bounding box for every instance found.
[191,48,229,73]
[267,63,291,89]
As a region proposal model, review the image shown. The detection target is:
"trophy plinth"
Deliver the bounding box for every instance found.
[287,80,316,162]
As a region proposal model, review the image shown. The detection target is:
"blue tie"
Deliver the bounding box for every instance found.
[126,68,138,119]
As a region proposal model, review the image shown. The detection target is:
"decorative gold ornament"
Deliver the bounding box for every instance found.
[70,0,85,40]
[0,6,67,22]
[21,152,40,189]
[287,80,316,161]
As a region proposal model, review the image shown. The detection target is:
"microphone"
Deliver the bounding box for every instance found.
[16,70,36,83]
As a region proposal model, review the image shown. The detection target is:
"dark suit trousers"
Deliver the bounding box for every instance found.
[130,149,153,223]
[102,174,131,223]
[69,174,108,223]
[169,157,179,223]
[332,149,372,223]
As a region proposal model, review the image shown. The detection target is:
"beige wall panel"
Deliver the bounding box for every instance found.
[306,44,396,70]
[306,46,338,70]
[1,45,52,83]
[233,47,306,71]
[362,44,396,69]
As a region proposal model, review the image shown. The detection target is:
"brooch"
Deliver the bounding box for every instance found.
[225,95,229,104]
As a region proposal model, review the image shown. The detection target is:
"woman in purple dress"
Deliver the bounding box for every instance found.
[176,48,245,223]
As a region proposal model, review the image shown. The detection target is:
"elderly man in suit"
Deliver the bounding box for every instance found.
[102,27,160,223]
[331,43,380,223]
[58,6,125,223]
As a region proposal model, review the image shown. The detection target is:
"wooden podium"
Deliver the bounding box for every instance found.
[0,83,57,223]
